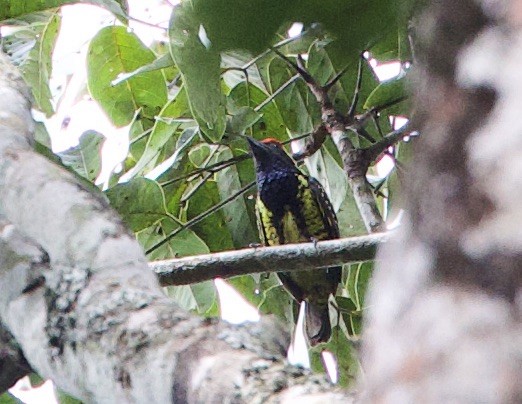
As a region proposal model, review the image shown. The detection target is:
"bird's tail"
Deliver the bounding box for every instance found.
[305,301,331,346]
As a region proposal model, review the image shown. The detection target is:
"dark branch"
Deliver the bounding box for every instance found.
[254,74,300,112]
[324,63,351,92]
[152,233,387,286]
[292,125,328,161]
[363,124,410,163]
[348,55,364,118]
[272,49,331,106]
[160,154,250,187]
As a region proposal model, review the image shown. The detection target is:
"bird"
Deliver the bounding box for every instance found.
[247,136,341,345]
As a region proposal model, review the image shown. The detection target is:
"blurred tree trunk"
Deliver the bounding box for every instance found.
[362,1,521,402]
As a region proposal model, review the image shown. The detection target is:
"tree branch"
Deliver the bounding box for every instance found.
[291,124,328,161]
[331,131,386,233]
[363,123,410,164]
[273,50,386,233]
[152,233,387,286]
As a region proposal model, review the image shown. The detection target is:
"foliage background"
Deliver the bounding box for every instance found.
[0,0,413,401]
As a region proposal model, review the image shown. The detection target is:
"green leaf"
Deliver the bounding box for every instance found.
[310,325,360,387]
[306,44,378,116]
[166,281,218,317]
[227,83,286,141]
[335,296,357,313]
[156,130,199,217]
[128,116,155,163]
[111,53,176,86]
[190,281,219,316]
[0,1,128,21]
[87,26,167,127]
[226,138,255,187]
[268,57,315,134]
[2,10,61,116]
[222,50,267,92]
[257,275,294,321]
[186,181,235,252]
[336,187,368,238]
[214,148,258,248]
[306,44,350,115]
[58,130,105,182]
[0,392,23,404]
[188,143,212,168]
[363,74,408,114]
[227,106,262,135]
[369,26,411,62]
[169,3,226,141]
[227,274,294,326]
[192,0,296,53]
[295,0,401,66]
[159,221,216,315]
[347,261,374,311]
[166,284,197,311]
[305,146,346,211]
[129,88,190,176]
[386,137,414,222]
[138,217,209,260]
[34,121,52,148]
[105,178,170,232]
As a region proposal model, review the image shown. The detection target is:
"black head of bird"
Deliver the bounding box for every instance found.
[247,137,297,177]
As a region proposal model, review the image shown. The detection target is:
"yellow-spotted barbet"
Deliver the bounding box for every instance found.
[247,137,341,345]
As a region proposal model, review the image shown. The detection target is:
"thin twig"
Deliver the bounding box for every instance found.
[130,128,153,145]
[324,64,351,92]
[179,172,214,204]
[272,49,315,84]
[146,181,256,255]
[128,16,168,31]
[242,34,302,70]
[254,74,300,112]
[364,124,410,163]
[291,125,328,161]
[160,154,250,187]
[348,56,364,118]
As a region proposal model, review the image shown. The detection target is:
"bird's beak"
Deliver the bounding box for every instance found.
[246,137,270,161]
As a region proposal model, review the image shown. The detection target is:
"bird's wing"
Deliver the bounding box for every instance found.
[308,177,340,239]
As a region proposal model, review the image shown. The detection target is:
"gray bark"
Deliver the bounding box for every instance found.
[362,1,522,402]
[153,233,386,286]
[0,52,350,402]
